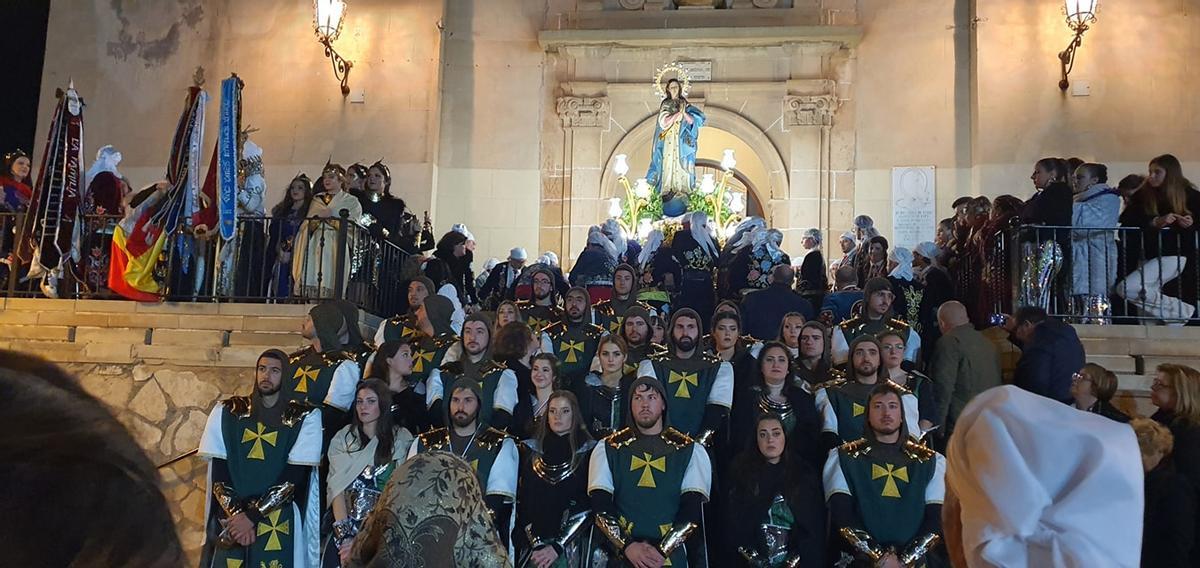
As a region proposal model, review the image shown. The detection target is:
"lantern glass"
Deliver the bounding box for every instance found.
[721,148,737,171]
[1064,0,1098,30]
[700,174,716,195]
[608,197,623,218]
[634,178,651,199]
[315,0,346,41]
[614,154,630,177]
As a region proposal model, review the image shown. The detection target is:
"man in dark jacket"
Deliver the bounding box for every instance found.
[740,265,814,340]
[1003,306,1084,403]
[930,301,1002,435]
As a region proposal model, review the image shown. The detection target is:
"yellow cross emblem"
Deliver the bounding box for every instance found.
[470,458,480,472]
[560,340,585,363]
[668,370,698,399]
[528,317,548,331]
[400,325,418,338]
[292,365,318,394]
[413,349,435,373]
[608,316,624,334]
[631,452,666,488]
[618,515,634,535]
[256,509,290,552]
[872,463,909,498]
[225,560,242,568]
[852,402,865,417]
[241,422,278,460]
[624,362,638,375]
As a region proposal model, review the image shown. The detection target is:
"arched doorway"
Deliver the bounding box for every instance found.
[599,105,788,225]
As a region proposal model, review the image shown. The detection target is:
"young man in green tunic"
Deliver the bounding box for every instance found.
[373,276,436,344]
[594,264,655,334]
[409,376,519,545]
[823,382,945,568]
[621,306,667,375]
[814,336,921,450]
[518,265,565,332]
[426,312,518,431]
[286,302,361,448]
[831,278,921,364]
[636,308,734,445]
[198,349,323,568]
[588,376,712,567]
[541,286,606,387]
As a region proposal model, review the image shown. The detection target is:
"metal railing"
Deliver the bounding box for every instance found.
[991,224,1200,323]
[0,210,411,317]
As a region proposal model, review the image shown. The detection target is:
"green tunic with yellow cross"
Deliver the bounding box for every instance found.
[588,427,712,567]
[199,397,323,568]
[541,320,605,386]
[636,352,734,438]
[408,332,459,385]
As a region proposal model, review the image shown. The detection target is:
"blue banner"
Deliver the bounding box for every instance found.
[217,76,239,241]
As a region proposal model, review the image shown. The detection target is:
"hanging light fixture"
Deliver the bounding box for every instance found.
[314,0,353,96]
[1058,0,1099,91]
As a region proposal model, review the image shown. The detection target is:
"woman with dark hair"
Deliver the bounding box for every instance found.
[433,229,479,308]
[266,173,314,297]
[729,342,823,469]
[423,256,467,334]
[0,149,32,212]
[1117,154,1200,323]
[325,378,414,567]
[513,353,560,439]
[360,161,433,255]
[978,194,1024,318]
[577,335,635,438]
[371,339,431,435]
[495,321,541,439]
[0,350,184,567]
[1021,157,1075,312]
[857,235,889,284]
[514,391,596,567]
[709,310,758,382]
[725,413,826,567]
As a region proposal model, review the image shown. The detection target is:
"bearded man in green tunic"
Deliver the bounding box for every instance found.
[814,336,921,450]
[823,382,945,568]
[594,264,655,335]
[198,349,323,568]
[373,276,436,344]
[541,286,605,388]
[831,278,921,365]
[621,306,667,376]
[518,265,565,332]
[426,312,518,431]
[286,302,361,450]
[636,308,734,445]
[408,376,519,546]
[588,376,712,567]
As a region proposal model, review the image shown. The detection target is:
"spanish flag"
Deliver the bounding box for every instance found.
[108,86,208,301]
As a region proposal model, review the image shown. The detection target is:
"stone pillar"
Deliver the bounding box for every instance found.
[553,95,611,265]
[782,93,840,249]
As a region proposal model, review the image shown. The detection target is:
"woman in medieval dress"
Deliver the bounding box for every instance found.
[646,77,706,216]
[292,163,363,299]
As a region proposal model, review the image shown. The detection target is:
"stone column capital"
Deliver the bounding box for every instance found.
[556,96,611,129]
[783,94,840,127]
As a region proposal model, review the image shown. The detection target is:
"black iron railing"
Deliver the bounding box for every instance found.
[989,224,1200,323]
[0,210,411,317]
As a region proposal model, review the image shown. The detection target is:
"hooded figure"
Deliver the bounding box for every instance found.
[886,247,924,330]
[541,286,605,384]
[288,303,362,430]
[944,385,1143,568]
[593,263,650,334]
[423,294,456,337]
[426,311,518,431]
[571,226,619,289]
[334,300,373,367]
[82,145,125,216]
[310,302,349,354]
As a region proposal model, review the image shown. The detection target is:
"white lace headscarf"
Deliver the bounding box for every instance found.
[588,225,618,261]
[639,229,664,267]
[689,211,719,259]
[602,218,628,259]
[86,145,122,186]
[888,246,914,281]
[724,216,766,255]
[539,251,559,267]
[752,227,784,264]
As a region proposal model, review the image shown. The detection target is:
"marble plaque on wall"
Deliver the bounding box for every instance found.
[891,166,935,250]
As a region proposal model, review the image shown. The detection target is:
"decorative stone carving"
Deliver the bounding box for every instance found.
[784,94,840,127]
[557,96,611,128]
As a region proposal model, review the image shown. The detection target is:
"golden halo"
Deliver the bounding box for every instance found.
[653,63,692,100]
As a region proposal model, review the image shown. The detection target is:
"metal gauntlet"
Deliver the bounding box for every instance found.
[657,522,699,558]
[211,483,246,518]
[593,512,630,552]
[694,429,716,447]
[253,482,296,518]
[332,518,358,549]
[738,546,766,567]
[899,533,941,567]
[839,527,884,563]
[783,554,804,568]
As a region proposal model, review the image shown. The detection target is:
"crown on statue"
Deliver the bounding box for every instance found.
[653,62,692,99]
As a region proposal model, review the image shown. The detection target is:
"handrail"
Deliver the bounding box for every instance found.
[156,448,198,470]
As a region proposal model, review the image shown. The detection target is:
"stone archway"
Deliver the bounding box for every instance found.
[598,105,789,227]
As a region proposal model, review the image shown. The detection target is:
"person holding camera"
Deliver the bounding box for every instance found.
[998,306,1085,404]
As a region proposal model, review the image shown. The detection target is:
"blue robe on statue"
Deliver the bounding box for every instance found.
[646,99,705,217]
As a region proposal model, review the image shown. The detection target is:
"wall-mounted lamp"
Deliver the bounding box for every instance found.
[315,0,353,96]
[1059,0,1099,91]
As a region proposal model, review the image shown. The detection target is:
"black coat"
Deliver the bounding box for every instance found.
[1010,319,1084,403]
[740,284,815,341]
[728,378,823,472]
[724,460,825,567]
[1143,459,1197,568]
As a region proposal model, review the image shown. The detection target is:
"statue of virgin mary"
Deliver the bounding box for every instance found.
[646,71,705,218]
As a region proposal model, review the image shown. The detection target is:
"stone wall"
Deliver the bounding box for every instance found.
[70,361,245,560]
